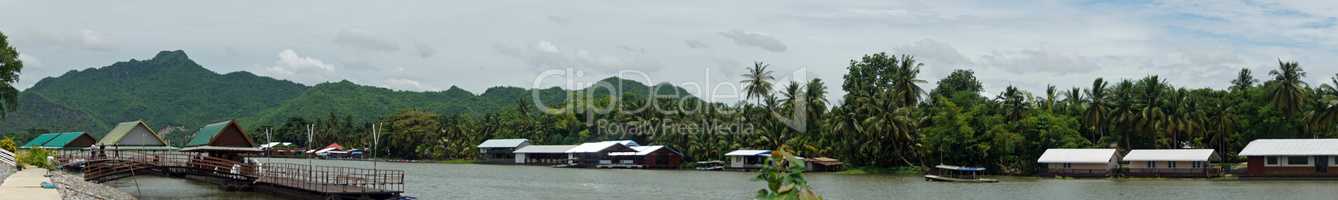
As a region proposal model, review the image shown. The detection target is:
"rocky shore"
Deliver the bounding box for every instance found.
[50,171,137,200]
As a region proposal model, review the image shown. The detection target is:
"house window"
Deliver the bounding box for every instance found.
[1266,157,1279,166]
[1333,156,1338,166]
[1145,161,1155,168]
[1063,163,1072,168]
[1167,161,1177,168]
[1286,156,1311,166]
[1191,161,1202,168]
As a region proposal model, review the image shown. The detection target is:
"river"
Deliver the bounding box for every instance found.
[105,159,1338,200]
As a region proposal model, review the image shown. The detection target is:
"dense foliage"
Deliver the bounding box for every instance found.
[0,31,23,119]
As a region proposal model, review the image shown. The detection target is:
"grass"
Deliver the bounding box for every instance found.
[838,166,925,175]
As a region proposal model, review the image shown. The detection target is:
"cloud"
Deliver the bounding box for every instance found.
[979,49,1101,75]
[416,44,437,58]
[684,40,710,49]
[17,54,40,68]
[494,40,661,72]
[333,29,400,52]
[547,15,571,25]
[383,78,432,91]
[718,30,787,52]
[258,49,337,84]
[896,39,973,68]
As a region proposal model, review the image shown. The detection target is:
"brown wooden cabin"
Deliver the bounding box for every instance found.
[180,120,261,162]
[565,141,638,168]
[805,157,845,172]
[609,145,685,169]
[1239,139,1338,177]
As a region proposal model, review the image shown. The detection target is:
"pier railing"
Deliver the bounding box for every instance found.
[259,162,405,194]
[56,149,404,195]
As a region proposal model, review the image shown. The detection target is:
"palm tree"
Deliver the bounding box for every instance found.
[0,31,24,118]
[1269,60,1307,117]
[891,55,926,107]
[1085,78,1110,141]
[741,62,776,105]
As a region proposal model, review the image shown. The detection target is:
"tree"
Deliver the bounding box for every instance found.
[891,55,927,107]
[1269,61,1307,117]
[384,110,443,160]
[1084,78,1109,142]
[741,62,776,105]
[0,31,24,118]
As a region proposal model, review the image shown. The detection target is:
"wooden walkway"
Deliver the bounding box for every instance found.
[56,150,404,199]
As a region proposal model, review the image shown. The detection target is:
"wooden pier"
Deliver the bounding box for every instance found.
[56,150,405,200]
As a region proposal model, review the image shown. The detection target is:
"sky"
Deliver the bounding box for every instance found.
[1,0,1336,105]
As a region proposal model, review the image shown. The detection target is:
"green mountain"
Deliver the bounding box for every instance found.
[0,50,696,142]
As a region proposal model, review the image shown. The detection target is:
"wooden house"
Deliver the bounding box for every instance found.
[726,150,771,171]
[513,145,577,165]
[805,157,845,172]
[565,141,638,167]
[1122,149,1221,177]
[608,145,685,169]
[1238,139,1338,177]
[180,120,261,162]
[477,139,529,164]
[95,121,174,151]
[1036,148,1120,177]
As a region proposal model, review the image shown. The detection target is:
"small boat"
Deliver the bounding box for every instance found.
[695,160,725,171]
[924,164,998,183]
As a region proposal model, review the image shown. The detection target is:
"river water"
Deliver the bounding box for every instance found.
[106,159,1338,200]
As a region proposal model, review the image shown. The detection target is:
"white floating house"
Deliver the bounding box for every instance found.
[1123,149,1220,177]
[1036,148,1119,177]
[1238,139,1338,177]
[725,149,771,170]
[477,139,530,164]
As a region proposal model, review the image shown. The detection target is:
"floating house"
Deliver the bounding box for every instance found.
[513,145,578,165]
[19,133,60,149]
[565,141,638,167]
[181,120,261,162]
[608,145,685,169]
[1238,139,1338,177]
[1122,149,1221,177]
[95,121,174,150]
[1036,148,1120,177]
[725,150,771,171]
[477,139,529,164]
[805,157,845,172]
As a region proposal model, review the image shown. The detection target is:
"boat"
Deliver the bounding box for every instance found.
[695,160,725,171]
[924,164,998,183]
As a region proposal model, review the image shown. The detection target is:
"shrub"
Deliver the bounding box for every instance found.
[754,146,824,200]
[0,136,16,153]
[18,148,52,169]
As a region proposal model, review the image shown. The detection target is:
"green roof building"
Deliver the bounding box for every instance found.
[20,133,59,149]
[182,120,260,162]
[39,132,98,149]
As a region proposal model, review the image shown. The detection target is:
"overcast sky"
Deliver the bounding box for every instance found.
[2,0,1336,104]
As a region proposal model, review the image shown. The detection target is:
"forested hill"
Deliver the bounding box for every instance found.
[0,50,697,140]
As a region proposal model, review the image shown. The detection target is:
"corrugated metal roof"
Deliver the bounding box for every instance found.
[610,145,667,156]
[1036,149,1118,163]
[1239,139,1338,156]
[186,121,231,147]
[514,145,578,154]
[566,141,628,153]
[607,140,639,147]
[20,133,59,149]
[477,139,529,148]
[97,121,168,146]
[41,132,91,149]
[725,150,771,156]
[1123,149,1217,161]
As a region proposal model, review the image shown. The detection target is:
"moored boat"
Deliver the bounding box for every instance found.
[924,164,998,183]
